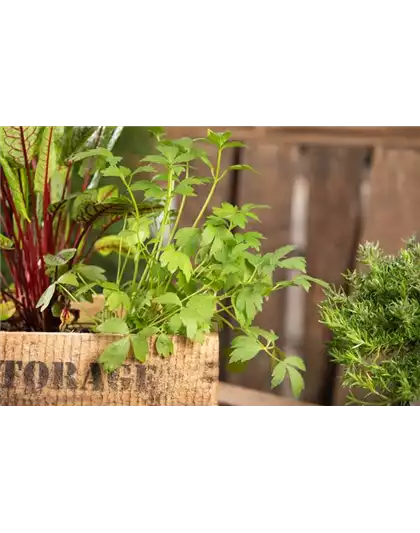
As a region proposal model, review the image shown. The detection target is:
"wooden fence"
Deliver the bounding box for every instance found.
[165,127,420,406]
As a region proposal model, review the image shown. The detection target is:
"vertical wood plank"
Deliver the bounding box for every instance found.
[225,142,295,392]
[301,147,367,405]
[362,148,420,254]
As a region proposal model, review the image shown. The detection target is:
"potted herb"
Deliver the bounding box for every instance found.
[1,128,323,406]
[320,238,420,405]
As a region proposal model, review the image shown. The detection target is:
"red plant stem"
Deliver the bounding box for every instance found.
[0,177,28,298]
[42,128,54,255]
[18,127,46,291]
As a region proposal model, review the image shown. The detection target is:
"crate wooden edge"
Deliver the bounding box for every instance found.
[218,382,315,406]
[165,126,420,148]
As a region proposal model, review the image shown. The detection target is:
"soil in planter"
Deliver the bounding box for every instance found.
[0,322,92,333]
[1,319,38,333]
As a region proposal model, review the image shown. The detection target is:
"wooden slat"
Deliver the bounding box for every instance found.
[301,147,368,405]
[362,148,420,254]
[164,127,420,148]
[218,382,314,406]
[225,143,295,392]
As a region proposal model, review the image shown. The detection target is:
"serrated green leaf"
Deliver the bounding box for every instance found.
[168,314,182,334]
[44,248,77,267]
[293,275,311,292]
[0,233,14,250]
[174,227,201,256]
[142,154,168,165]
[187,294,216,323]
[106,291,130,311]
[140,326,159,338]
[199,153,213,170]
[248,327,278,343]
[36,283,56,312]
[179,308,198,340]
[154,293,182,307]
[0,156,30,222]
[97,318,129,335]
[99,337,130,373]
[233,286,264,325]
[131,334,149,363]
[132,165,156,174]
[285,356,306,371]
[229,335,260,363]
[279,257,307,272]
[156,333,173,358]
[131,181,166,199]
[271,361,287,388]
[75,264,107,282]
[160,245,192,281]
[173,152,196,164]
[174,181,196,196]
[157,144,179,163]
[147,127,166,139]
[102,165,131,178]
[57,272,79,287]
[287,366,305,398]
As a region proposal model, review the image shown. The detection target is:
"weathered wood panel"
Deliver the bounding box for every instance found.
[301,147,368,405]
[225,143,296,392]
[362,148,420,254]
[218,382,315,406]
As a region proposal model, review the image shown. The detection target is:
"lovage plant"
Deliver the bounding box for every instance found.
[0,126,146,331]
[320,238,420,405]
[47,128,325,397]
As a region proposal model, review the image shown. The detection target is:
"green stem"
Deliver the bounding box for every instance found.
[192,148,222,228]
[138,168,174,291]
[168,194,186,244]
[59,284,78,303]
[217,302,281,363]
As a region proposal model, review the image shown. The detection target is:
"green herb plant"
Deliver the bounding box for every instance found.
[320,238,420,405]
[0,126,142,330]
[57,129,326,397]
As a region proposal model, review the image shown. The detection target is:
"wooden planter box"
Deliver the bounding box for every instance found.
[0,331,218,406]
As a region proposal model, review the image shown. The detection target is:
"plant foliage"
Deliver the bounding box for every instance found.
[1,127,325,398]
[0,126,125,330]
[320,238,420,405]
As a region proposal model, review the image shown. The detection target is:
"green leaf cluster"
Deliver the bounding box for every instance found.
[320,237,420,405]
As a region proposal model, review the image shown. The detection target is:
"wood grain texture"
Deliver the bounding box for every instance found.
[218,382,315,406]
[0,332,218,406]
[362,148,420,254]
[164,127,420,148]
[301,147,368,405]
